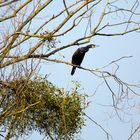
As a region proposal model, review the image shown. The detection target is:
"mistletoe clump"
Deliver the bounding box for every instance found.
[0,76,87,140]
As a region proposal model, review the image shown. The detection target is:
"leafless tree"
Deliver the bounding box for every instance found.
[0,0,140,139]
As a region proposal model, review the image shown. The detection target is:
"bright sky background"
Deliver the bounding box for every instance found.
[10,0,139,140]
[33,30,140,140]
[26,31,140,140]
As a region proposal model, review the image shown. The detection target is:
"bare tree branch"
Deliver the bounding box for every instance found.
[84,113,112,140]
[128,125,140,140]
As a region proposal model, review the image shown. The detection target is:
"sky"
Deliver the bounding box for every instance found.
[37,31,140,140]
[1,0,140,140]
[30,1,140,140]
[28,1,140,140]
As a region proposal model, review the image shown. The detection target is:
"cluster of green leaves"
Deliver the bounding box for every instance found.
[39,31,59,50]
[0,76,87,140]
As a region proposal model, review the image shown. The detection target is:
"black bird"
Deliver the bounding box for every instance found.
[71,44,97,75]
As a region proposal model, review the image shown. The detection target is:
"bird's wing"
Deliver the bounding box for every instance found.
[71,48,86,65]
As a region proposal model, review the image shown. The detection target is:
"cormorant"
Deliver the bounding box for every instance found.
[71,44,97,75]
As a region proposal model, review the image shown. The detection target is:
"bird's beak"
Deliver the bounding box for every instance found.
[91,44,100,48]
[91,45,96,48]
[91,45,100,48]
[95,45,100,47]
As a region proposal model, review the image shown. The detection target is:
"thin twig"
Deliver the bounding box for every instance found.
[84,113,112,140]
[63,0,69,15]
[102,73,123,121]
[128,125,140,140]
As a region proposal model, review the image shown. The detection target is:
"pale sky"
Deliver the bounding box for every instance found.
[31,1,140,140]
[4,0,140,140]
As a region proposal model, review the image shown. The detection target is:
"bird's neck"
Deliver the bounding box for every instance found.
[82,46,90,52]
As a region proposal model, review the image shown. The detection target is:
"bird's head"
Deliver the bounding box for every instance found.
[88,44,99,49]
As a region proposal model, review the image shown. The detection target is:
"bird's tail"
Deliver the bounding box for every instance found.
[71,66,76,75]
